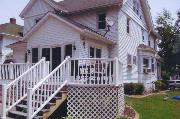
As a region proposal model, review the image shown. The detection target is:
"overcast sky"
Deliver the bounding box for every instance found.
[0,0,180,25]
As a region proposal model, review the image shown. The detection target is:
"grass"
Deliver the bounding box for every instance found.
[125,90,180,119]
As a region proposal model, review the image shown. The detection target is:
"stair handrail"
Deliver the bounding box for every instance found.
[1,58,49,118]
[27,57,70,119]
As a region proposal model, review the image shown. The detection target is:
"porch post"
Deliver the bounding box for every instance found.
[2,84,7,119]
[114,57,119,86]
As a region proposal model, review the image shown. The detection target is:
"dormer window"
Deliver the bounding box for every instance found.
[97,13,106,29]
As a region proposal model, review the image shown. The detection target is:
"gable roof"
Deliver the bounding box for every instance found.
[138,44,156,53]
[7,41,27,48]
[22,12,114,45]
[20,0,67,18]
[0,23,23,37]
[139,0,153,30]
[20,0,123,18]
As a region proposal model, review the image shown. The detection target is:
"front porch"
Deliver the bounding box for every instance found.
[0,57,124,119]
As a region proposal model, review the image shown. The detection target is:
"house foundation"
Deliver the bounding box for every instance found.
[67,85,124,119]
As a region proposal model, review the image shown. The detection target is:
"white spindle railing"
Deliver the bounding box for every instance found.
[1,58,49,118]
[69,58,119,85]
[0,63,35,80]
[27,57,70,119]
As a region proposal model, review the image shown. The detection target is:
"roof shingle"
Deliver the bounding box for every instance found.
[52,0,123,13]
[0,23,23,37]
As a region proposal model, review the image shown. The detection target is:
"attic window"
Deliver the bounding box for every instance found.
[97,13,106,29]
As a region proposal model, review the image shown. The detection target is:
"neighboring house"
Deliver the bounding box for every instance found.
[0,18,23,64]
[0,0,161,119]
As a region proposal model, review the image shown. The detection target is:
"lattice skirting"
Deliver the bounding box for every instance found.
[67,85,124,119]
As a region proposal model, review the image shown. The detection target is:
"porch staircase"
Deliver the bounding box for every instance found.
[1,57,121,119]
[7,90,68,119]
[0,57,70,119]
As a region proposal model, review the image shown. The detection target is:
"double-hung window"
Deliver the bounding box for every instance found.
[90,47,102,58]
[142,29,145,42]
[127,18,130,34]
[151,58,155,73]
[97,13,106,30]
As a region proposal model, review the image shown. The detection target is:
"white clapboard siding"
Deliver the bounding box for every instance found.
[122,0,148,30]
[113,10,145,83]
[21,0,157,84]
[12,45,27,63]
[23,0,54,34]
[27,16,109,61]
[109,0,155,83]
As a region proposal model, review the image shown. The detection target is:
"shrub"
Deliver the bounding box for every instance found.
[124,83,144,95]
[124,83,134,95]
[155,80,167,91]
[116,115,129,119]
[134,83,145,95]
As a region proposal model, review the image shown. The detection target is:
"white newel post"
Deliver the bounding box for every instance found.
[27,88,33,119]
[46,61,50,76]
[66,56,71,83]
[2,84,7,119]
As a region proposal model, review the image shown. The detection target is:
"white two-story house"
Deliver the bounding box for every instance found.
[9,0,161,88]
[0,0,160,118]
[0,18,23,64]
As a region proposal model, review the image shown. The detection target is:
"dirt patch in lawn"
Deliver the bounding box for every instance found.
[124,106,139,119]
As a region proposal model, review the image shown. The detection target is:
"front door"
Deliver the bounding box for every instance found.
[52,47,61,70]
[42,48,50,62]
[40,44,72,70]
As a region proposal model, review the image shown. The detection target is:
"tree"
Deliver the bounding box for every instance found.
[174,10,180,75]
[155,9,176,80]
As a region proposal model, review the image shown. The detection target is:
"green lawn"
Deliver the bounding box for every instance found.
[125,90,180,119]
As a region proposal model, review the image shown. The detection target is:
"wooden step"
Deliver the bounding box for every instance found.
[42,94,67,119]
[6,117,14,119]
[60,91,68,94]
[34,116,43,119]
[16,104,28,109]
[9,110,27,117]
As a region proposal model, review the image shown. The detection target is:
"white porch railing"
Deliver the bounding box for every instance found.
[27,57,123,119]
[0,63,35,80]
[27,57,69,119]
[69,58,123,85]
[1,58,49,118]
